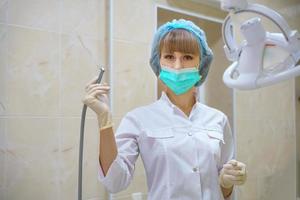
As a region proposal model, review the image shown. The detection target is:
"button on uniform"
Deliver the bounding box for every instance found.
[193,167,198,172]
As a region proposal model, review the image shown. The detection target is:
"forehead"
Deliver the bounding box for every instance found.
[159,29,200,55]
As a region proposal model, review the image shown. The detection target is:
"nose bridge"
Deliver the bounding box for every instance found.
[174,55,182,69]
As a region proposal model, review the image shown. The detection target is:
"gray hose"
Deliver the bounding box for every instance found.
[78,68,105,200]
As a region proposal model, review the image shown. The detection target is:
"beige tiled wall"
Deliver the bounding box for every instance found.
[235,0,299,199]
[296,76,300,199]
[0,119,5,200]
[0,0,108,199]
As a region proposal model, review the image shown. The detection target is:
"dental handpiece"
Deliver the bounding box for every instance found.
[96,67,105,84]
[78,67,105,200]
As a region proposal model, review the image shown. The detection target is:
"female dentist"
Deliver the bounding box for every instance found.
[83,19,247,200]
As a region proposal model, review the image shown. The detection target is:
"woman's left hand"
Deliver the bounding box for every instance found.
[219,159,247,189]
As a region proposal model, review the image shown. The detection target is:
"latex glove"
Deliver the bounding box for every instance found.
[82,76,113,130]
[219,159,247,189]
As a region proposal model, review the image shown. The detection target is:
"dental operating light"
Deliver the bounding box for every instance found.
[221,0,300,90]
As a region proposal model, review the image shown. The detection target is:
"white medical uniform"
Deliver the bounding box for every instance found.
[98,92,236,200]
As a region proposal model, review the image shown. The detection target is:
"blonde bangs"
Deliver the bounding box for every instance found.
[159,29,200,55]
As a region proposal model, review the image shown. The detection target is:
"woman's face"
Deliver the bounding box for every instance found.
[160,47,200,70]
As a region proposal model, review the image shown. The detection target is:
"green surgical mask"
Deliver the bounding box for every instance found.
[159,66,202,95]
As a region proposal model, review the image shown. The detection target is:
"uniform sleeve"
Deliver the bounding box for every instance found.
[219,115,236,171]
[219,115,237,200]
[97,113,140,193]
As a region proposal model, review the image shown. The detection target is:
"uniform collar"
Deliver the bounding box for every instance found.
[159,91,200,118]
[160,91,175,108]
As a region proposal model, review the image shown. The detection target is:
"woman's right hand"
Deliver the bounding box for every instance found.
[82,76,113,130]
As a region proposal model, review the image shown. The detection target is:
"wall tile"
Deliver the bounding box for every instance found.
[6,26,60,116]
[7,0,60,32]
[234,2,299,197]
[236,119,295,169]
[60,35,106,117]
[5,118,60,200]
[0,24,7,116]
[61,0,105,40]
[0,118,6,199]
[236,177,258,200]
[112,115,124,131]
[236,118,296,199]
[114,0,155,43]
[257,171,296,200]
[0,0,8,23]
[3,0,109,199]
[235,80,294,121]
[155,0,226,20]
[113,40,156,117]
[60,117,107,200]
